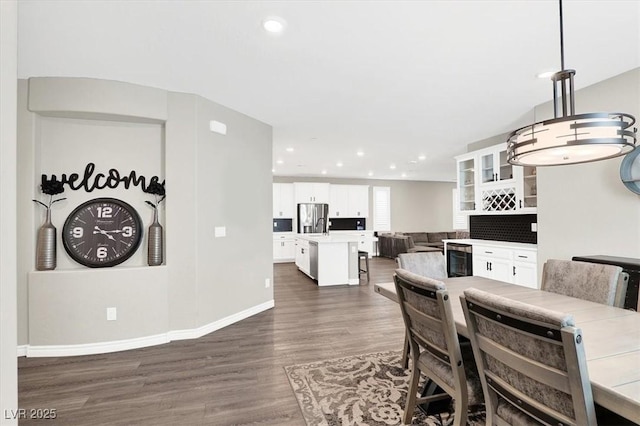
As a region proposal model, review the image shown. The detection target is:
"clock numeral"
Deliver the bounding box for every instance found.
[97,206,113,218]
[97,247,108,259]
[72,227,83,238]
[122,226,133,237]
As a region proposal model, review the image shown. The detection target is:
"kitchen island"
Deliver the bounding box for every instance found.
[294,234,360,286]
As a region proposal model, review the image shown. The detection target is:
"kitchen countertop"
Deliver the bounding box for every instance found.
[295,233,362,243]
[443,239,537,250]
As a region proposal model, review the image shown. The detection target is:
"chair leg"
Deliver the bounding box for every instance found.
[403,363,421,425]
[401,332,410,369]
[452,388,469,426]
[365,255,370,282]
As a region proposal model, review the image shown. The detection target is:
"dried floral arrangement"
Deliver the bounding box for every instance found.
[144,181,166,210]
[33,177,67,210]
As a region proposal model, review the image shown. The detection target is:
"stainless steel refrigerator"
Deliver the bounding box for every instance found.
[297,203,329,234]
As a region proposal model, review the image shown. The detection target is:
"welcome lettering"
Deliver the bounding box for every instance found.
[41,163,164,193]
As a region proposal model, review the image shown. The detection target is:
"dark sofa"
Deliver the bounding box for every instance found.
[378,231,469,258]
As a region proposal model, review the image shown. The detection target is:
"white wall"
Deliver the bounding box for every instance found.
[0,0,18,421]
[16,77,273,354]
[273,176,456,232]
[536,69,640,272]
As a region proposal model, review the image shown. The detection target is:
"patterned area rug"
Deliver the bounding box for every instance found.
[284,350,485,426]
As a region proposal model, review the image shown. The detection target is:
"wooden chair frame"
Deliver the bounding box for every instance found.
[394,270,474,426]
[461,290,597,426]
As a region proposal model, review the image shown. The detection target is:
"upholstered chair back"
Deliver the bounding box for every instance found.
[397,252,447,279]
[461,287,596,426]
[541,259,627,307]
[394,269,482,425]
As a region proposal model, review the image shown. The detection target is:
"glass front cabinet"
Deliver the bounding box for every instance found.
[455,143,536,215]
[456,155,476,212]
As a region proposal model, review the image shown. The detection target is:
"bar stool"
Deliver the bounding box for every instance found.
[358,250,370,283]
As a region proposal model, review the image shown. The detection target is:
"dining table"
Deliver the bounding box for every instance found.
[375,275,640,424]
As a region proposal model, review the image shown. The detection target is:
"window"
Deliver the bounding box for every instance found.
[373,186,391,232]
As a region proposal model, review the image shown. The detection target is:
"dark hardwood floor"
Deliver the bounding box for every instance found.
[18,257,405,425]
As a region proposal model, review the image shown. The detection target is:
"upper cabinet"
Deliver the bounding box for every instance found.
[348,185,369,217]
[329,185,369,217]
[273,183,295,218]
[455,143,536,214]
[456,154,477,212]
[479,146,514,185]
[294,182,330,204]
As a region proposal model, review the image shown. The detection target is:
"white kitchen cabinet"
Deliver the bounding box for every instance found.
[479,145,514,185]
[472,243,538,288]
[329,184,369,217]
[514,166,538,212]
[294,182,330,204]
[456,154,477,213]
[472,245,513,283]
[295,238,311,274]
[452,188,468,230]
[511,249,538,288]
[273,233,295,263]
[348,185,369,217]
[455,143,536,214]
[273,183,295,218]
[329,185,349,217]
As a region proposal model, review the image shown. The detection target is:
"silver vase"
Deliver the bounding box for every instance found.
[148,208,163,266]
[36,208,56,270]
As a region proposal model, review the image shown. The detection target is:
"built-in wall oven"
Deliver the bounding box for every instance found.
[446,243,473,277]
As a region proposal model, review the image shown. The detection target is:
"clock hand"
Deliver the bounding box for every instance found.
[93,226,116,241]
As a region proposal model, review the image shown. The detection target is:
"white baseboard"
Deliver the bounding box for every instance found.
[168,299,275,341]
[21,299,275,357]
[26,334,170,358]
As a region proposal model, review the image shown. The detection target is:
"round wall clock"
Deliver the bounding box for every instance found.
[62,198,143,268]
[620,147,640,195]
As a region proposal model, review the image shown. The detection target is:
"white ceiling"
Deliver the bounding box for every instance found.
[17,0,640,182]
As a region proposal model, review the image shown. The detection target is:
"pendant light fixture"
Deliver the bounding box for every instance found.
[507,0,636,166]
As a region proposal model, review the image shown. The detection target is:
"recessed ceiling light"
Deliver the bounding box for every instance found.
[357,151,364,157]
[276,159,284,165]
[286,147,294,152]
[336,162,343,167]
[418,155,426,161]
[272,168,275,173]
[321,170,327,175]
[401,173,407,178]
[262,17,286,33]
[408,160,418,164]
[390,164,396,170]
[368,171,373,177]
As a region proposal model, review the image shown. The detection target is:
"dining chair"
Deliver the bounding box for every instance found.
[394,269,483,425]
[541,259,628,307]
[397,252,447,279]
[396,252,448,368]
[461,287,597,426]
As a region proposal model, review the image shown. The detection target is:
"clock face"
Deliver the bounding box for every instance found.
[620,147,640,195]
[62,198,143,268]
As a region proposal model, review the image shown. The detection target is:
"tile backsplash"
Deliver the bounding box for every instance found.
[329,218,366,231]
[273,218,293,232]
[470,214,537,244]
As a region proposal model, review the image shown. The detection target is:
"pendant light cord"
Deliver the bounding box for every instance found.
[559,0,565,70]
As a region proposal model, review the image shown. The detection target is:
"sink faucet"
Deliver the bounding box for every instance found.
[315,217,328,235]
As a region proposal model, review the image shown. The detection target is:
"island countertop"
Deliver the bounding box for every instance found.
[295,233,361,243]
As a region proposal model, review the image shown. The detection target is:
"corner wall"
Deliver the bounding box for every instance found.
[16,77,273,354]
